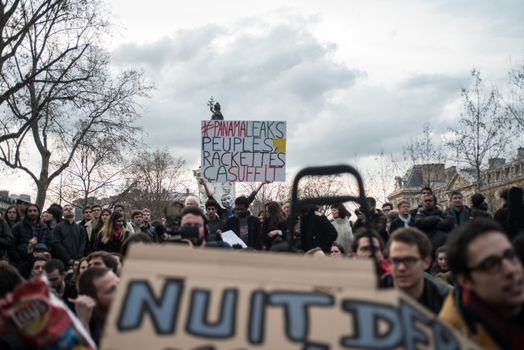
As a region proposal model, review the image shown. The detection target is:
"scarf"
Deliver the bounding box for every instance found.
[456,287,524,350]
[399,214,411,227]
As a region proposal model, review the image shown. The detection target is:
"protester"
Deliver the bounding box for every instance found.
[296,204,337,254]
[261,201,287,250]
[44,259,78,310]
[72,256,89,286]
[381,202,393,216]
[29,256,49,279]
[0,215,14,262]
[446,191,471,227]
[93,211,132,253]
[330,203,353,255]
[330,242,345,257]
[178,207,209,248]
[12,204,55,267]
[184,195,200,208]
[4,205,20,230]
[351,230,391,277]
[390,200,415,234]
[415,194,454,256]
[440,219,524,349]
[381,227,449,314]
[223,196,262,250]
[430,245,453,285]
[78,206,92,228]
[53,204,88,264]
[87,251,119,274]
[74,267,120,346]
[353,197,388,245]
[130,210,144,235]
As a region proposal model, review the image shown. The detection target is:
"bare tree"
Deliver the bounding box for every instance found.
[47,134,132,206]
[0,0,65,112]
[0,0,151,208]
[505,57,524,129]
[119,149,187,220]
[446,69,513,189]
[239,181,291,215]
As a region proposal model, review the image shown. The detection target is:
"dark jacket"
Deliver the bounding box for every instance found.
[11,219,54,263]
[53,219,88,260]
[381,272,450,314]
[262,220,287,250]
[389,215,415,234]
[0,218,14,261]
[446,205,472,227]
[94,230,132,253]
[223,215,262,249]
[415,207,454,256]
[300,210,338,253]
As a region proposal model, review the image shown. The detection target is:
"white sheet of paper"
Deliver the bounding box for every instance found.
[220,230,247,248]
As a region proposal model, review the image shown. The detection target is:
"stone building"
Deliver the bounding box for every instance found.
[388,148,524,211]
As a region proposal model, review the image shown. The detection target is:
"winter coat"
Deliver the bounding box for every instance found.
[223,215,262,250]
[331,217,353,255]
[53,219,88,260]
[300,210,338,253]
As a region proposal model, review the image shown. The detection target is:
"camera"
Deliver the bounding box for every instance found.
[165,225,200,243]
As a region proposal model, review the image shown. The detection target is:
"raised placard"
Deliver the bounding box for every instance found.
[201,120,286,182]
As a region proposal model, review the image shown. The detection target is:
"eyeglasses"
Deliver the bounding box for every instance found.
[468,249,520,274]
[389,256,421,268]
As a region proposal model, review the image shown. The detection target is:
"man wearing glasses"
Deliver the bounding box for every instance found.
[440,219,524,349]
[381,227,449,314]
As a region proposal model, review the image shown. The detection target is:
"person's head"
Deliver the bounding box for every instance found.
[387,227,432,293]
[449,191,463,208]
[471,193,486,209]
[420,187,432,196]
[46,205,62,223]
[164,201,184,218]
[111,211,125,229]
[184,195,200,208]
[352,231,385,260]
[110,253,124,276]
[33,243,52,260]
[142,208,151,223]
[330,203,350,219]
[422,194,437,210]
[114,204,125,215]
[221,194,234,208]
[264,201,285,227]
[44,259,66,291]
[397,200,411,216]
[447,219,524,317]
[0,261,24,298]
[87,251,118,274]
[382,202,393,215]
[25,204,41,223]
[330,243,345,257]
[82,206,92,221]
[100,208,111,223]
[31,256,49,278]
[131,210,143,226]
[204,200,219,219]
[5,205,20,224]
[121,233,153,257]
[435,245,448,271]
[282,201,291,217]
[78,267,119,315]
[180,207,207,246]
[234,196,250,219]
[63,204,75,220]
[354,208,365,220]
[91,205,102,220]
[366,197,377,210]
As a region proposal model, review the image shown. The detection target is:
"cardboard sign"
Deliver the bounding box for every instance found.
[201,120,286,182]
[102,245,478,349]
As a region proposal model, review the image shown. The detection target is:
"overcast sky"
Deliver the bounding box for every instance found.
[4,0,524,200]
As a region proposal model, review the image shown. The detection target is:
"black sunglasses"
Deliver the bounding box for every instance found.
[468,248,520,274]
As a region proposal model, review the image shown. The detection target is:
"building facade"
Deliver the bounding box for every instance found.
[388,149,524,211]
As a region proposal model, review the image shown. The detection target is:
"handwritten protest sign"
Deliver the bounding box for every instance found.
[201,120,286,182]
[102,245,477,350]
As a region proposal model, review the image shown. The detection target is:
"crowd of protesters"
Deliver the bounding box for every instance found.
[0,181,523,349]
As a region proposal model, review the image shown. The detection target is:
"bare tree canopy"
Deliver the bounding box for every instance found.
[446,69,513,188]
[0,0,152,208]
[118,149,187,220]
